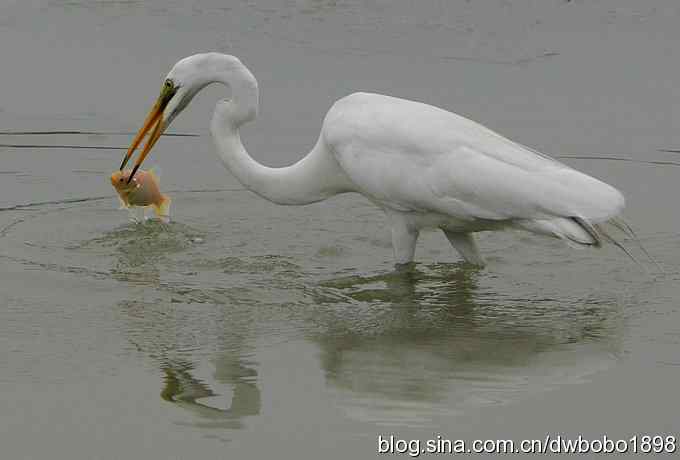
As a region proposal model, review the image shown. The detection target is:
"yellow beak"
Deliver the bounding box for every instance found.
[121,83,175,182]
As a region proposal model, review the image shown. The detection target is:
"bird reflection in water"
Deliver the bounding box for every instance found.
[160,356,260,430]
[117,293,261,431]
[311,263,622,425]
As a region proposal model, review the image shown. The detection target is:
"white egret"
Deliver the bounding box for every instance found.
[121,53,626,267]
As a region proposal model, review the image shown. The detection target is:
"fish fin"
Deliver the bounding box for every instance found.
[117,197,129,210]
[153,195,171,222]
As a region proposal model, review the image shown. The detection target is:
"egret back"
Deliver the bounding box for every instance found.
[323,92,624,224]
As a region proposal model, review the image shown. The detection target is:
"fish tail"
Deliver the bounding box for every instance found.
[153,195,171,222]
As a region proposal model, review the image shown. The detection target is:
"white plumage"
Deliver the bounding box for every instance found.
[124,53,625,267]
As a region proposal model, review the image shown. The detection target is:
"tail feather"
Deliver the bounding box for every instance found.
[517,217,600,247]
[519,215,660,272]
[600,217,663,272]
[570,216,602,248]
[593,222,644,269]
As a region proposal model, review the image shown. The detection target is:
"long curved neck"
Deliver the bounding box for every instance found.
[206,58,353,205]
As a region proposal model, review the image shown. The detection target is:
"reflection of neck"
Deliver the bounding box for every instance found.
[207,58,354,205]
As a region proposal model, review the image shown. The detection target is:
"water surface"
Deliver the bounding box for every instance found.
[1,1,679,458]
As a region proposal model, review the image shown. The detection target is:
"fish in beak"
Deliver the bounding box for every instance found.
[120,79,177,183]
[110,168,171,221]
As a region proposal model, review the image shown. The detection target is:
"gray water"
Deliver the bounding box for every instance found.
[1,1,679,458]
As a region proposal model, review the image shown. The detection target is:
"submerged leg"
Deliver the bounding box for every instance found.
[443,230,485,267]
[388,213,419,267]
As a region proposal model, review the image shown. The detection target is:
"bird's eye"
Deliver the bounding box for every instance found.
[164,79,173,89]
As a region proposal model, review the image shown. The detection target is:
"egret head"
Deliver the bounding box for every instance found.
[120,53,240,182]
[119,77,177,181]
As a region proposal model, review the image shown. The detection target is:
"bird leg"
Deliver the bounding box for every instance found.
[443,230,485,267]
[389,214,419,267]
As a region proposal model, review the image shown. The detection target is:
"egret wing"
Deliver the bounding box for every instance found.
[325,92,623,223]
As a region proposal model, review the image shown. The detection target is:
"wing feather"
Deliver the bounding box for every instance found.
[325,92,624,223]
